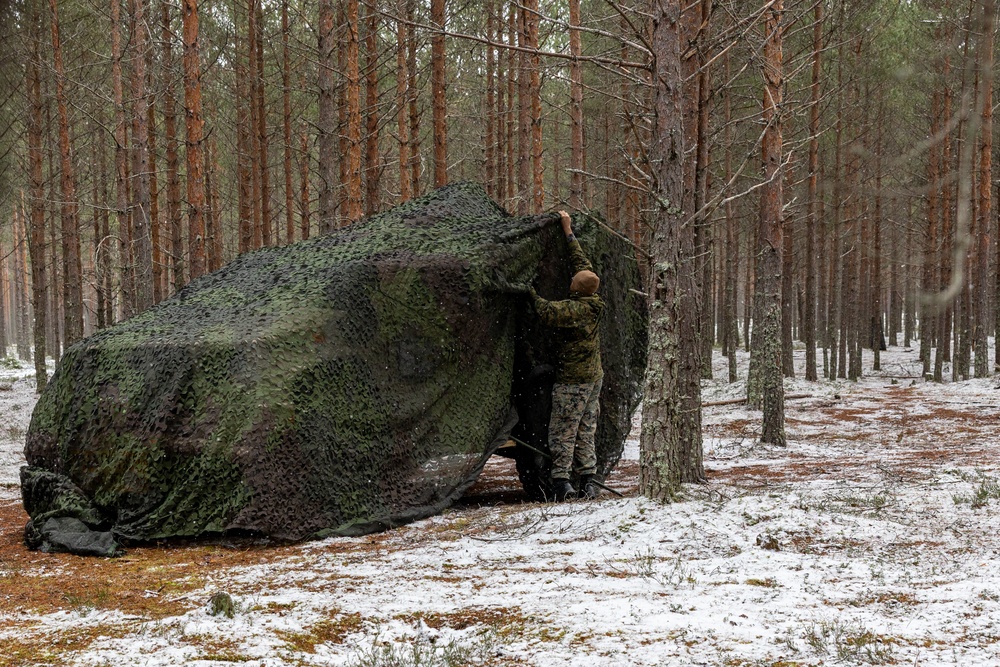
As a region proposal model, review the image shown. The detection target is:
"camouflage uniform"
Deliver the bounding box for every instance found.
[531,238,604,480]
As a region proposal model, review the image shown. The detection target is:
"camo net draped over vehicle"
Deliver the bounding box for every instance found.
[22,182,647,554]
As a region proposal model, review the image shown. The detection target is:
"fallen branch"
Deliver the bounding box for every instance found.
[703,393,813,408]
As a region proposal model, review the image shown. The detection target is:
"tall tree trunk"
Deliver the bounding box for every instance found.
[568,0,583,209]
[804,0,822,381]
[282,0,294,243]
[723,50,739,383]
[209,136,224,270]
[828,59,843,380]
[317,0,336,234]
[430,0,448,188]
[130,0,154,312]
[97,124,111,329]
[641,0,689,500]
[299,125,311,239]
[248,0,262,247]
[407,0,421,197]
[148,85,162,303]
[162,0,184,292]
[695,0,714,380]
[342,0,363,222]
[364,3,381,214]
[182,0,206,279]
[256,1,271,246]
[525,0,543,211]
[49,0,83,346]
[936,62,953,381]
[14,207,32,360]
[396,0,411,201]
[27,15,48,387]
[484,0,495,200]
[236,27,253,253]
[675,0,704,478]
[516,4,530,214]
[748,0,785,446]
[976,0,993,377]
[922,90,941,377]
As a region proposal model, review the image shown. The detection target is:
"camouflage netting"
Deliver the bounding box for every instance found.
[22,182,647,555]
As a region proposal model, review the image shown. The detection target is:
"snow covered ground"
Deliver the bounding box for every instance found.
[1,343,1000,666]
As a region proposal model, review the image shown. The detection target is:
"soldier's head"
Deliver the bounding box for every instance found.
[570,270,600,296]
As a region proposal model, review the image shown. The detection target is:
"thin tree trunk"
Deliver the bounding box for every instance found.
[299,125,311,239]
[148,87,162,304]
[27,14,48,386]
[49,0,83,345]
[525,0,543,211]
[923,88,941,376]
[804,1,822,381]
[485,0,495,200]
[317,0,336,234]
[342,0,363,222]
[248,0,262,246]
[724,50,738,383]
[256,1,271,246]
[236,25,253,252]
[407,0,421,197]
[282,0,293,243]
[516,4,530,214]
[430,0,448,188]
[569,0,583,209]
[695,0,714,380]
[162,0,183,291]
[976,0,993,377]
[182,0,206,279]
[396,0,411,202]
[130,0,154,312]
[748,0,785,446]
[675,0,705,477]
[364,3,381,214]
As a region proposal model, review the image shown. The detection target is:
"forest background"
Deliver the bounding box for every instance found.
[0,0,996,495]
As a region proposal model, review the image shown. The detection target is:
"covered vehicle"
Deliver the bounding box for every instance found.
[21,183,647,556]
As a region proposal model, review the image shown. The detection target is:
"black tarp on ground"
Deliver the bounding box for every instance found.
[21,183,647,554]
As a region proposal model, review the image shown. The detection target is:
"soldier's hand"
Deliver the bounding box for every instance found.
[558,210,573,237]
[507,282,532,295]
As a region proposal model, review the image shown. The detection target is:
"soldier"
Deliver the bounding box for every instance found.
[529,210,604,501]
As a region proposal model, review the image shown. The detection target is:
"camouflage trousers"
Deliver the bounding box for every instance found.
[548,377,602,480]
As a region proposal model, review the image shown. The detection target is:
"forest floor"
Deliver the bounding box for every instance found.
[1,343,999,666]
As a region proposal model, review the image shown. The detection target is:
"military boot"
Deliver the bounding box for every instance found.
[552,478,576,502]
[578,475,599,500]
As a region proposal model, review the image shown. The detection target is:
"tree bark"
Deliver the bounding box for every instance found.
[298,125,310,241]
[804,1,822,381]
[748,0,785,446]
[182,0,206,279]
[162,0,183,291]
[130,0,154,312]
[976,0,993,377]
[525,0,543,211]
[236,26,253,253]
[317,0,336,234]
[364,3,381,215]
[256,1,271,246]
[568,0,583,209]
[395,0,411,202]
[281,0,293,244]
[26,5,48,387]
[641,0,688,500]
[407,0,421,197]
[49,0,83,345]
[430,0,448,188]
[484,0,495,200]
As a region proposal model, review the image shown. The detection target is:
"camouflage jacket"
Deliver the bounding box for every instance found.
[531,238,604,384]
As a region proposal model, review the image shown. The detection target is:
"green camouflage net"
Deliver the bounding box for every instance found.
[22,182,647,554]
